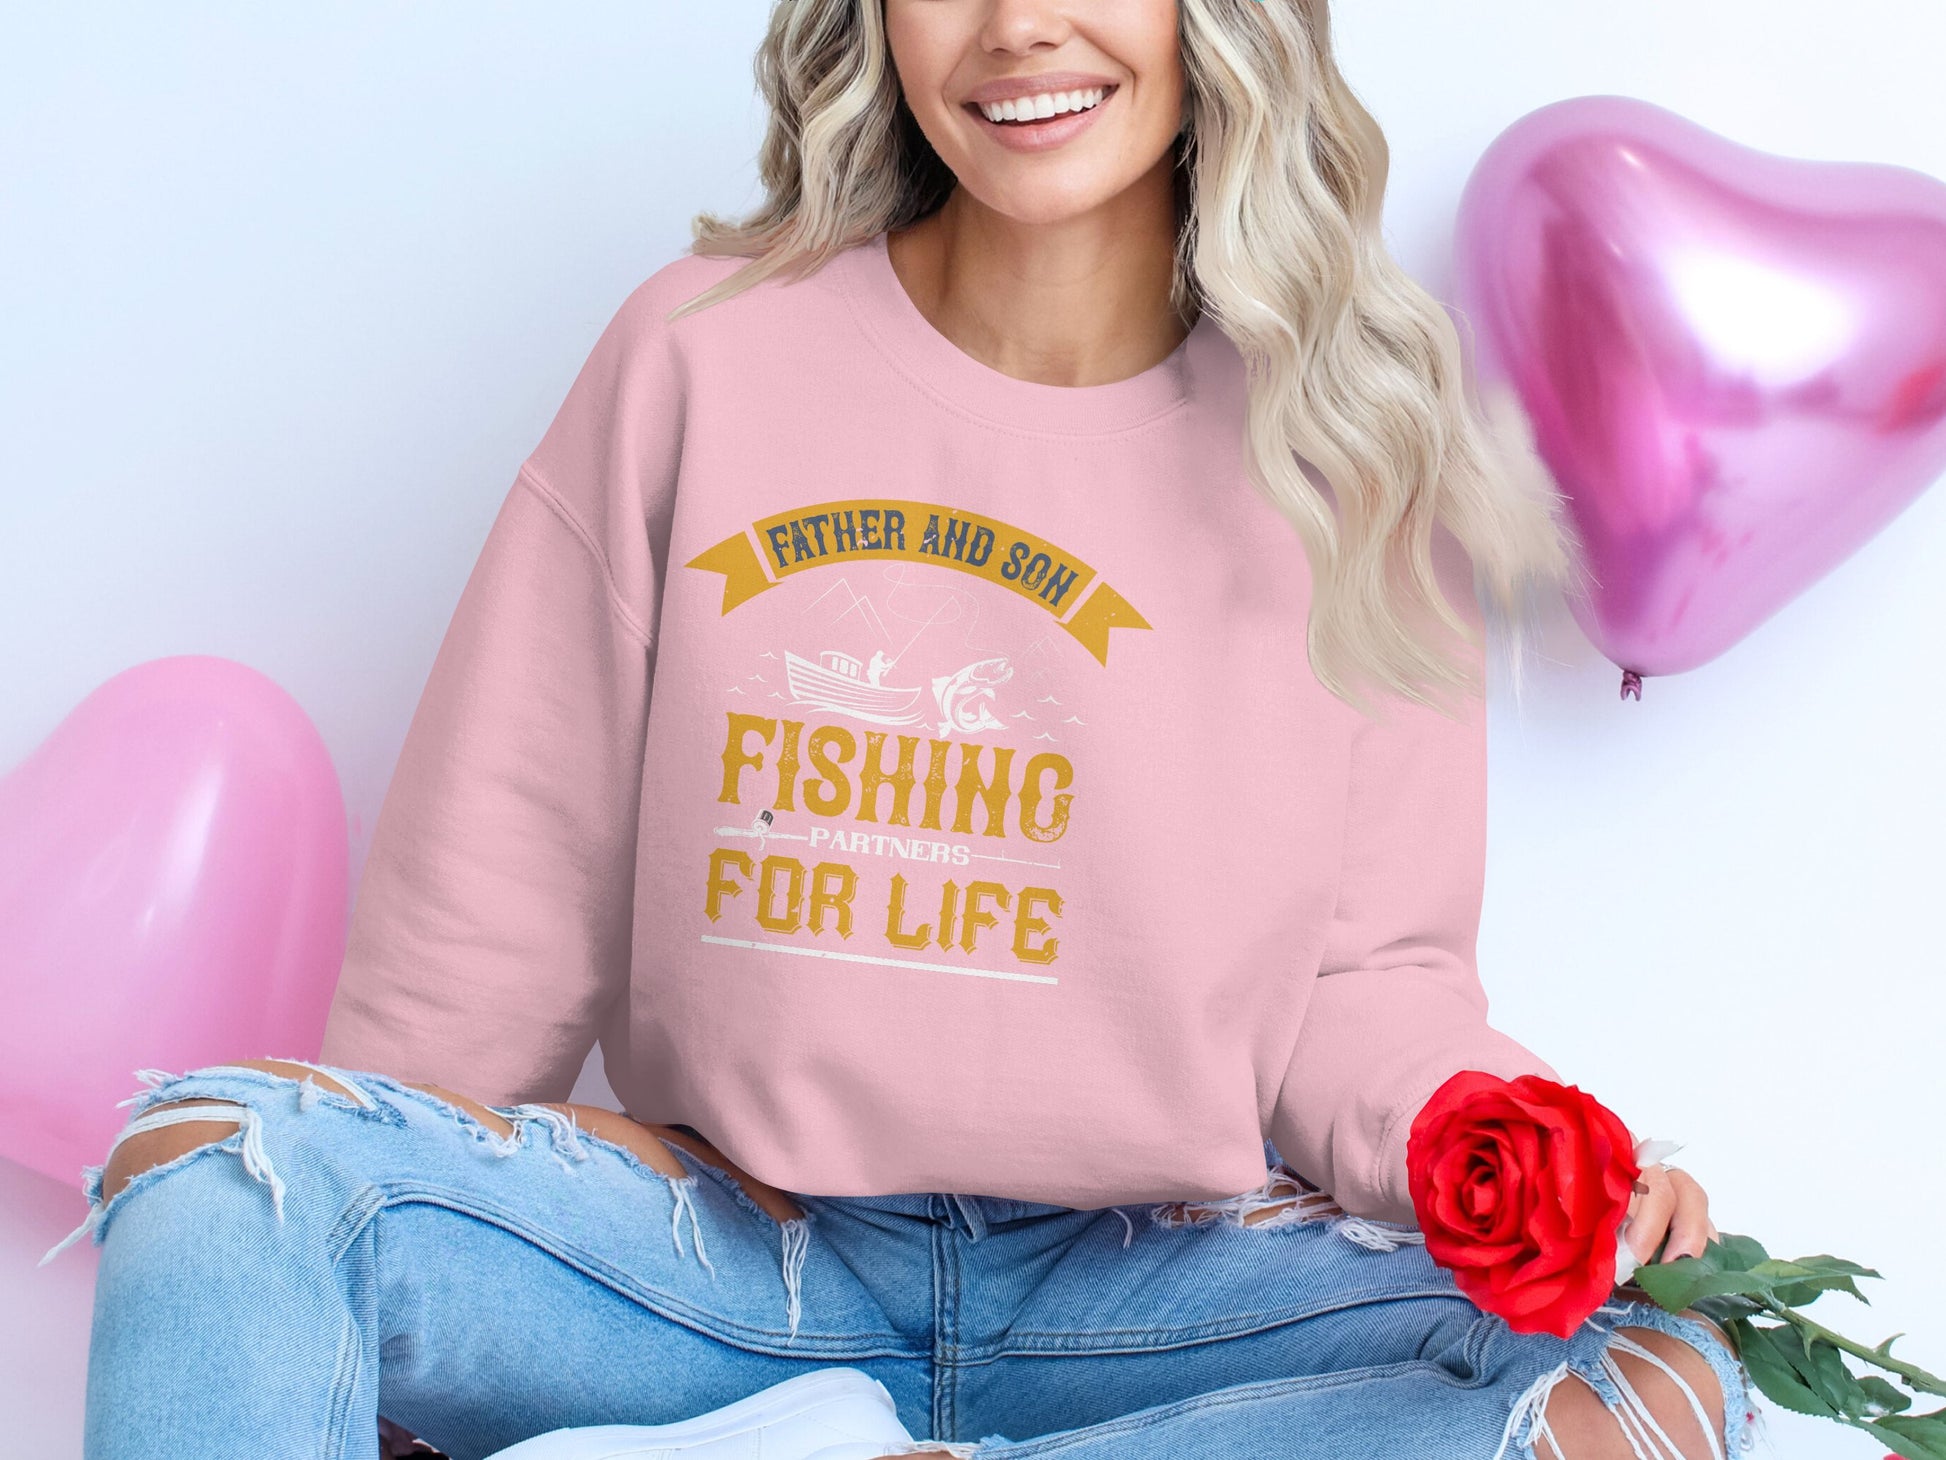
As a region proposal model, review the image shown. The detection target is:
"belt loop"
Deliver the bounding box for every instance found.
[949,1193,989,1243]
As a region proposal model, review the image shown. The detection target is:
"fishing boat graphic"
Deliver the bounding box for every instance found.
[783,647,1015,736]
[784,649,927,726]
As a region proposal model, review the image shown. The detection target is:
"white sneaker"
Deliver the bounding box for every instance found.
[479,1366,918,1459]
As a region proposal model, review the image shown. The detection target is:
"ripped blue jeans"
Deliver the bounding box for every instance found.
[47,1061,1764,1460]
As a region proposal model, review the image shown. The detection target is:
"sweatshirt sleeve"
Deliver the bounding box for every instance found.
[318,277,684,1106]
[1268,528,1560,1225]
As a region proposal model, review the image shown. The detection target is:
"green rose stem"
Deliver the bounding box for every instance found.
[1765,1300,1946,1397]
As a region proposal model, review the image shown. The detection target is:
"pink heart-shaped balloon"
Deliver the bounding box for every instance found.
[1455,95,1946,686]
[0,656,348,1186]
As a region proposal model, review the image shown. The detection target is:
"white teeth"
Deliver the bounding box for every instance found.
[977,87,1108,125]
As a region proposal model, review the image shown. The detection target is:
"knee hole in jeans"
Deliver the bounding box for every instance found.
[393,1079,519,1140]
[96,1057,372,1206]
[535,1104,805,1226]
[98,1097,249,1208]
[1528,1314,1731,1460]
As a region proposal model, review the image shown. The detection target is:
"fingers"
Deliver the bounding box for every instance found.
[1660,1166,1714,1262]
[1625,1164,1717,1264]
[1626,1163,1679,1264]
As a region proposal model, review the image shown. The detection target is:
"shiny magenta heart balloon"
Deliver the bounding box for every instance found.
[0,656,348,1186]
[1455,95,1946,693]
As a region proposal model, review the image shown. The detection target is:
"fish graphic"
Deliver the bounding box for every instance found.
[931,656,1013,737]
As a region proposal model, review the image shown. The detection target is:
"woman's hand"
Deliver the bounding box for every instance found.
[1620,1161,1719,1267]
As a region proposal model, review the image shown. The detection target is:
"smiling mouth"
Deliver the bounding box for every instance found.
[967,84,1118,126]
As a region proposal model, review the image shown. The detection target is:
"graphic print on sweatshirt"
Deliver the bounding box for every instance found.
[685,499,1150,987]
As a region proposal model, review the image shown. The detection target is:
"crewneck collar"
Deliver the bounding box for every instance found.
[834,228,1216,437]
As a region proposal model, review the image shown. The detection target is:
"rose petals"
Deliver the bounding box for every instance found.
[1407,1071,1642,1337]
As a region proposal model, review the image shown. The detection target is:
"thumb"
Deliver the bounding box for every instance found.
[1614,1209,1643,1284]
[1615,1175,1653,1280]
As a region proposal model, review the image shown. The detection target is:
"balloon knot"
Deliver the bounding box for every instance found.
[1619,669,1643,700]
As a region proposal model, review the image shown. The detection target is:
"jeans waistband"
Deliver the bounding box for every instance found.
[657,1124,1083,1236]
[816,1192,1083,1239]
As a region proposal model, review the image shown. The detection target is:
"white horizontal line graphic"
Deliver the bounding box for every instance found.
[700,934,1058,985]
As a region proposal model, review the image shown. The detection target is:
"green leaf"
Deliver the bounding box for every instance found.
[1691,1292,1764,1333]
[1754,1254,1879,1281]
[1752,1254,1880,1308]
[1712,1232,1773,1270]
[1874,1408,1946,1460]
[1628,1239,1882,1313]
[1858,1376,1915,1418]
[1734,1320,1839,1419]
[1629,1255,1779,1311]
[1798,1334,1865,1417]
[1749,1320,1915,1423]
[1772,1275,1868,1307]
[1624,1259,1705,1311]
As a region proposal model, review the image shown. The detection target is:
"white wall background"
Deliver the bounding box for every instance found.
[3,3,1940,1455]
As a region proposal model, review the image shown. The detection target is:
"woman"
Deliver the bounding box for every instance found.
[52,2,1761,1458]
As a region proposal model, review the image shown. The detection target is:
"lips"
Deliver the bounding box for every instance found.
[965,74,1120,106]
[962,81,1119,154]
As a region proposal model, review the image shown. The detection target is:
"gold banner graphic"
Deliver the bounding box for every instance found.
[683,499,1150,666]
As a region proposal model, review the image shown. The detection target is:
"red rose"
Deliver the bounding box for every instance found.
[1405,1070,1641,1340]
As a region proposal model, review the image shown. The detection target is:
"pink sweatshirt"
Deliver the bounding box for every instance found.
[318,229,1559,1223]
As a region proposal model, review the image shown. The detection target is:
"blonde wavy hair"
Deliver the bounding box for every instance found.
[667,0,1576,718]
